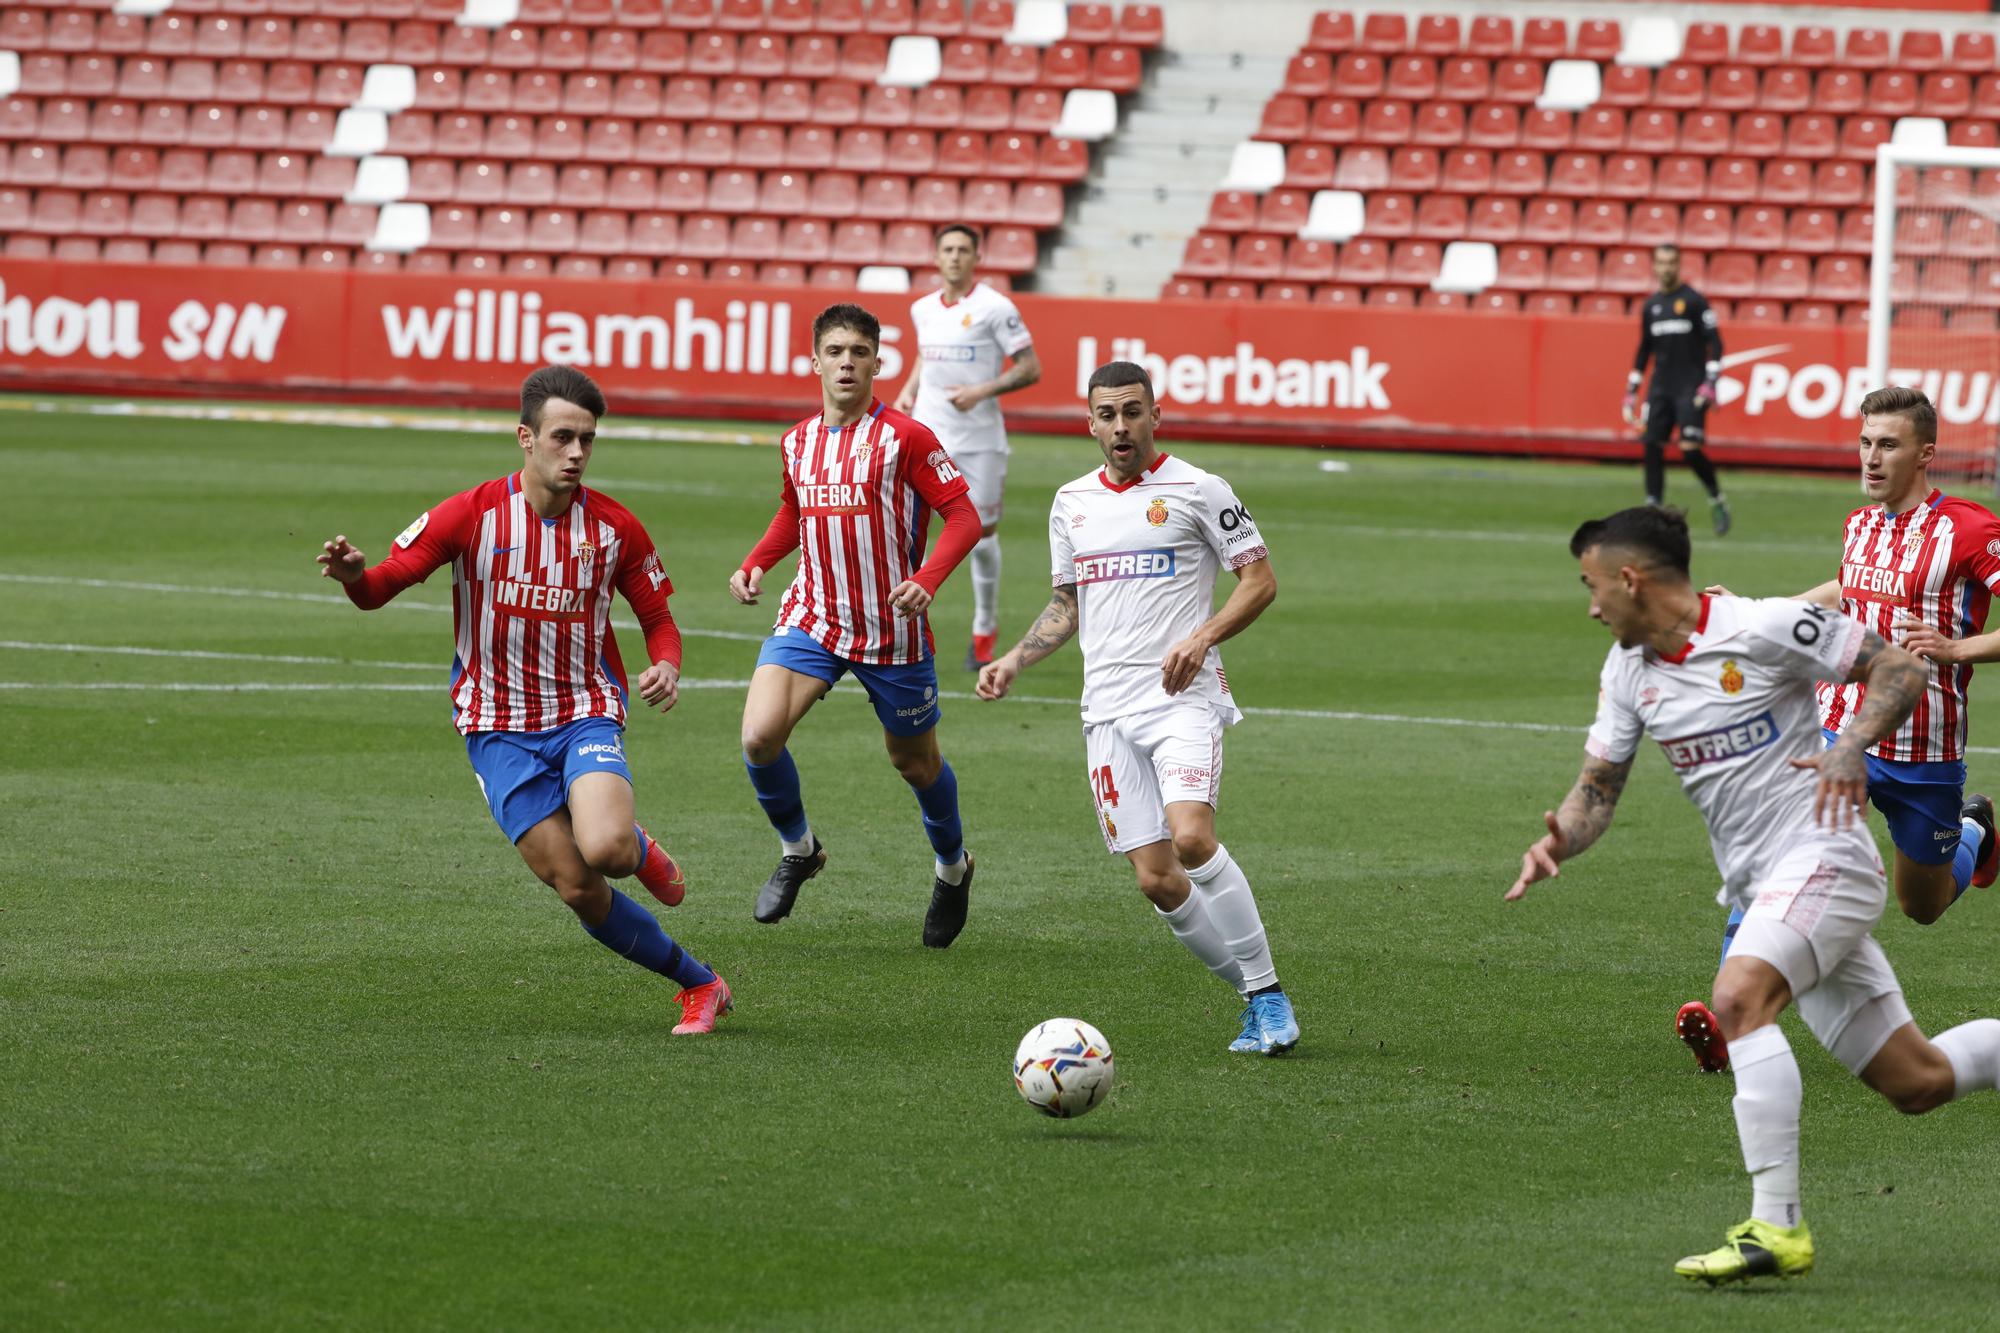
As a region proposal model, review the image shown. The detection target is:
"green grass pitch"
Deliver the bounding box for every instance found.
[6,401,2000,1328]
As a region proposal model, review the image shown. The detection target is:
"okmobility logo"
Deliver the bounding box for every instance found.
[1706,344,2000,425]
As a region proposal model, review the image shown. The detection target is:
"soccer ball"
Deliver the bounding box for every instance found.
[1012,1018,1115,1119]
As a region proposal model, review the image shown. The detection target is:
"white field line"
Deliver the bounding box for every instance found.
[14,671,2000,760]
[0,573,766,642]
[0,397,773,446]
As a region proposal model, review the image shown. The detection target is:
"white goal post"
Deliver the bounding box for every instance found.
[1869,140,2000,490]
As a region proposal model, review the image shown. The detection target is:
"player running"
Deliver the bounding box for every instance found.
[1509,505,2000,1286]
[731,303,983,945]
[1626,244,1732,535]
[892,224,1042,670]
[976,361,1299,1056]
[1682,387,2000,1074]
[316,366,732,1035]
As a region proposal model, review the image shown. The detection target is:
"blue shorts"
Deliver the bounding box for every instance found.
[1823,728,1966,865]
[756,630,942,737]
[466,716,632,844]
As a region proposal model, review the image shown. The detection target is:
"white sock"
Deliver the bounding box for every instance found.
[1186,844,1277,994]
[1933,1018,2000,1098]
[935,853,969,886]
[1155,886,1242,992]
[780,826,814,859]
[970,535,1001,637]
[1730,1023,1803,1228]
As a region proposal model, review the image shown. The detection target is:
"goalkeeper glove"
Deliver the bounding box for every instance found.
[1622,372,1642,426]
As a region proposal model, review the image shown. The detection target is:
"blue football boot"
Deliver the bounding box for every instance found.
[1252,990,1300,1056]
[1228,1002,1262,1054]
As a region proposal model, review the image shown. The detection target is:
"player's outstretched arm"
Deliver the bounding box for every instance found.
[977,583,1078,700]
[1505,753,1633,900]
[1795,628,1925,828]
[1163,556,1276,696]
[1896,614,2000,667]
[317,535,366,584]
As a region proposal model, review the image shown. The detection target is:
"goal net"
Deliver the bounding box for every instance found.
[1870,141,2000,492]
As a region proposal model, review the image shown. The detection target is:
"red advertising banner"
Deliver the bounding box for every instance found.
[2,258,1989,469]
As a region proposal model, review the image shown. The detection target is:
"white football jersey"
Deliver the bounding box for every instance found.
[1049,453,1270,725]
[909,282,1034,456]
[1586,594,1872,905]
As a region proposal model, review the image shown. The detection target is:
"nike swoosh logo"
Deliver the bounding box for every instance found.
[596,756,621,763]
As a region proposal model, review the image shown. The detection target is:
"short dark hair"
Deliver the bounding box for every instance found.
[1859,384,1938,444]
[1086,360,1154,403]
[811,302,880,350]
[1570,506,1691,576]
[1653,243,1680,258]
[934,223,980,249]
[520,364,605,430]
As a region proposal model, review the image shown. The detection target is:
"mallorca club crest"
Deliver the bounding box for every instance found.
[1674,298,1686,315]
[1145,498,1169,527]
[1720,658,1745,695]
[1103,813,1117,841]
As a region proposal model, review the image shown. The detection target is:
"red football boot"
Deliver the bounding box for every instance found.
[1677,1000,1730,1074]
[671,975,733,1036]
[633,827,685,908]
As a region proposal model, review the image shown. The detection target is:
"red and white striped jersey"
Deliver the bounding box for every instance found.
[741,398,982,664]
[1817,488,2000,763]
[344,474,681,735]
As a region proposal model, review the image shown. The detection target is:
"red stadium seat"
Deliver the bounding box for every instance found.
[1708,65,1757,112]
[1619,109,1670,155]
[1412,102,1464,147]
[1601,248,1654,293]
[1548,245,1599,291]
[1494,244,1548,290]
[1438,148,1491,193]
[1709,158,1758,203]
[1466,104,1519,149]
[1308,98,1360,143]
[1493,149,1544,195]
[1364,192,1414,236]
[1703,250,1758,298]
[1680,111,1730,156]
[1812,255,1866,302]
[1814,70,1863,115]
[1839,116,1891,162]
[1477,196,1539,242]
[1337,237,1388,283]
[1491,59,1543,105]
[1845,28,1892,70]
[1418,192,1474,239]
[1330,54,1382,100]
[1734,113,1784,158]
[1627,202,1679,248]
[1256,188,1311,232]
[1951,32,1996,73]
[1789,301,1838,325]
[1735,24,1783,67]
[1386,56,1437,102]
[1575,199,1626,245]
[1655,64,1705,110]
[1682,203,1730,250]
[1780,24,1831,68]
[1868,72,1919,118]
[1762,159,1811,205]
[1466,15,1513,58]
[1599,65,1650,108]
[1922,73,1972,119]
[1520,18,1566,60]
[1438,58,1489,104]
[1520,109,1570,151]
[1546,152,1600,198]
[1389,239,1440,285]
[1361,101,1414,145]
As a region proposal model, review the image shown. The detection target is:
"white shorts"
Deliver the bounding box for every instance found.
[1729,837,1912,1074]
[1082,703,1224,854]
[952,448,1007,526]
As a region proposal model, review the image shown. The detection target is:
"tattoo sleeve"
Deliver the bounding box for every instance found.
[1836,628,1927,752]
[1553,753,1634,860]
[989,348,1041,397]
[1013,584,1078,667]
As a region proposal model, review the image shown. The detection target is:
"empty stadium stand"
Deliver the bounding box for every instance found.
[0,0,1159,288]
[1176,9,2000,324]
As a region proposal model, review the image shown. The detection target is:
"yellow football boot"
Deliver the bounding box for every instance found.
[1675,1218,1814,1285]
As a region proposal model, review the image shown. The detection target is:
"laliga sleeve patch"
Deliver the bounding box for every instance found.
[394,511,430,549]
